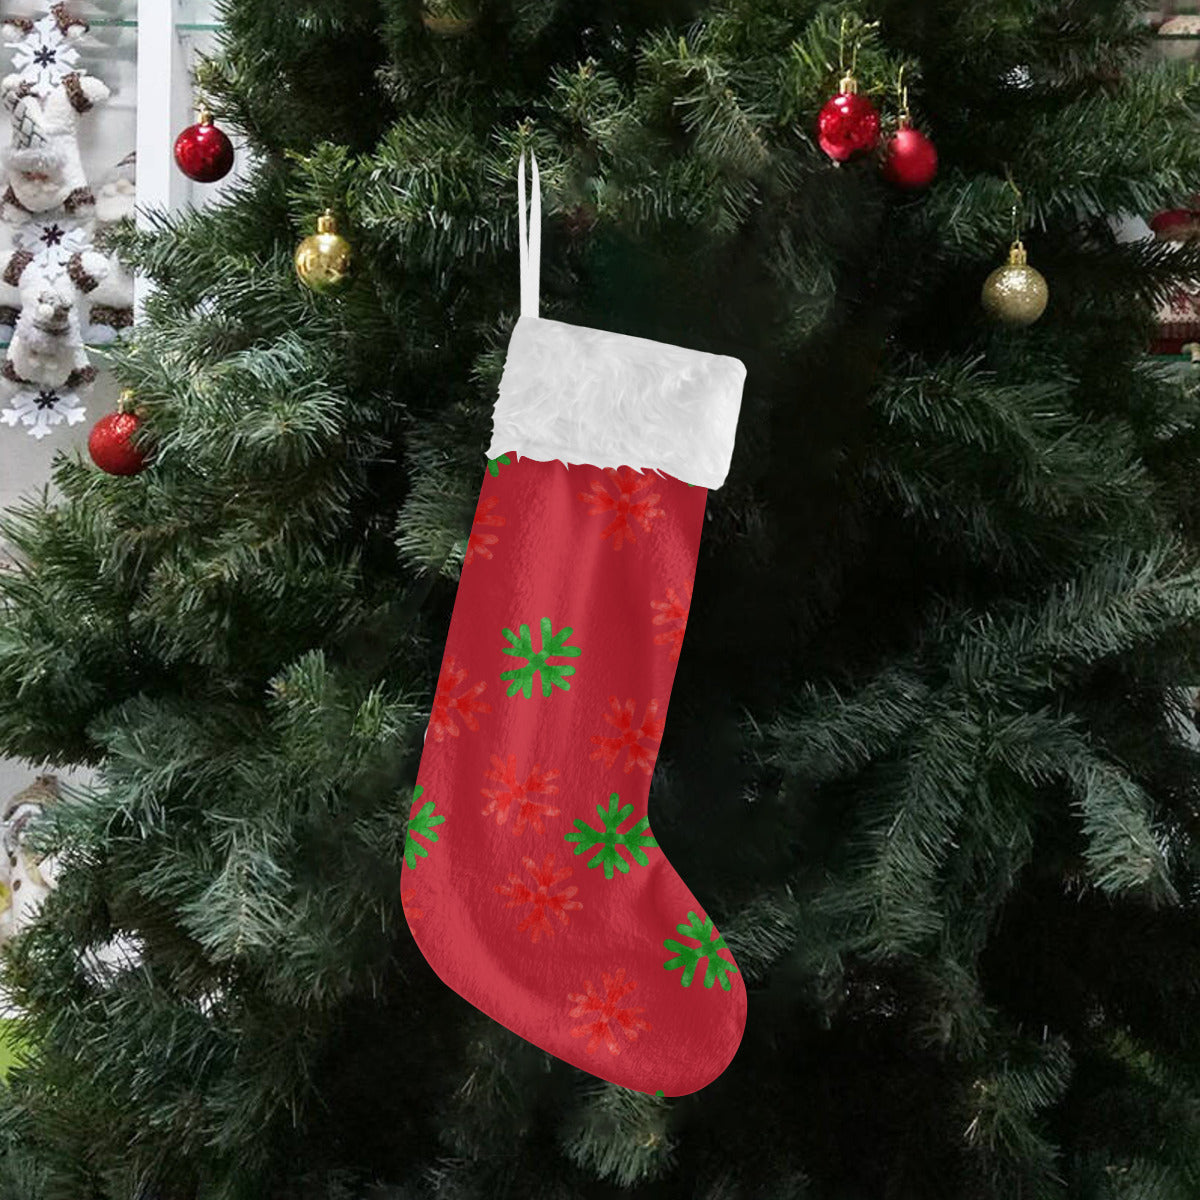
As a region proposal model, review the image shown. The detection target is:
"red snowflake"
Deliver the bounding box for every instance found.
[495,854,582,943]
[401,888,424,921]
[578,467,665,551]
[428,656,492,742]
[464,494,505,567]
[567,968,651,1056]
[480,753,561,834]
[651,581,692,662]
[590,696,664,775]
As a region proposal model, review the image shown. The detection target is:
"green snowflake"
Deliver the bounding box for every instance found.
[663,911,738,990]
[500,617,580,698]
[404,785,445,869]
[564,793,656,879]
[486,453,512,477]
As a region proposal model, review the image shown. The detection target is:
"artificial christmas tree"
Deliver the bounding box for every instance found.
[0,1,1199,1198]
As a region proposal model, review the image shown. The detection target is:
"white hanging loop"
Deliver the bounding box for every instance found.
[517,149,541,318]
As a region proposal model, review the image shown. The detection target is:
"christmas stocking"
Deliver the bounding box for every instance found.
[401,155,747,1096]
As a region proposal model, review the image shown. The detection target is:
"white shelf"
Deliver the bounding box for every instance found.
[135,0,238,318]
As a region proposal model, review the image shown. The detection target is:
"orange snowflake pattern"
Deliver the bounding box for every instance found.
[590,696,664,775]
[495,854,582,943]
[567,968,651,1055]
[480,753,562,835]
[464,494,505,566]
[428,656,492,742]
[578,467,665,550]
[401,888,424,921]
[651,581,692,662]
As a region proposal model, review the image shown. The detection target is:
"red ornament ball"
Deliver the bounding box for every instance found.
[88,411,147,476]
[881,122,938,190]
[817,75,881,161]
[1149,208,1195,239]
[173,113,234,183]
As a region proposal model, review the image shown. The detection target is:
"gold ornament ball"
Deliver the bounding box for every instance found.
[981,240,1048,326]
[294,210,353,294]
[421,0,479,35]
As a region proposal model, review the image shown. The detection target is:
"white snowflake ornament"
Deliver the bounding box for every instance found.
[2,384,85,438]
[1,5,87,97]
[10,216,90,271]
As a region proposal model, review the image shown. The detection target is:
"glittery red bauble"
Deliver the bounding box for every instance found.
[88,411,146,476]
[881,124,939,189]
[816,84,881,161]
[173,118,235,183]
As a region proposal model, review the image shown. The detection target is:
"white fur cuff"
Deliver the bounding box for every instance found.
[487,316,746,489]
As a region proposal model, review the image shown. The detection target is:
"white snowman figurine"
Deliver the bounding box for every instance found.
[0,774,60,944]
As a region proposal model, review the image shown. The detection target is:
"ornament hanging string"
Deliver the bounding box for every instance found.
[1004,165,1025,244]
[837,15,859,79]
[834,15,879,85]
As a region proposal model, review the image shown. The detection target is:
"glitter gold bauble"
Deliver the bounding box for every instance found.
[981,240,1048,326]
[294,210,353,295]
[421,0,479,35]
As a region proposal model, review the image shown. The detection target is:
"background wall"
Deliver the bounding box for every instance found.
[0,1,137,798]
[0,0,232,799]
